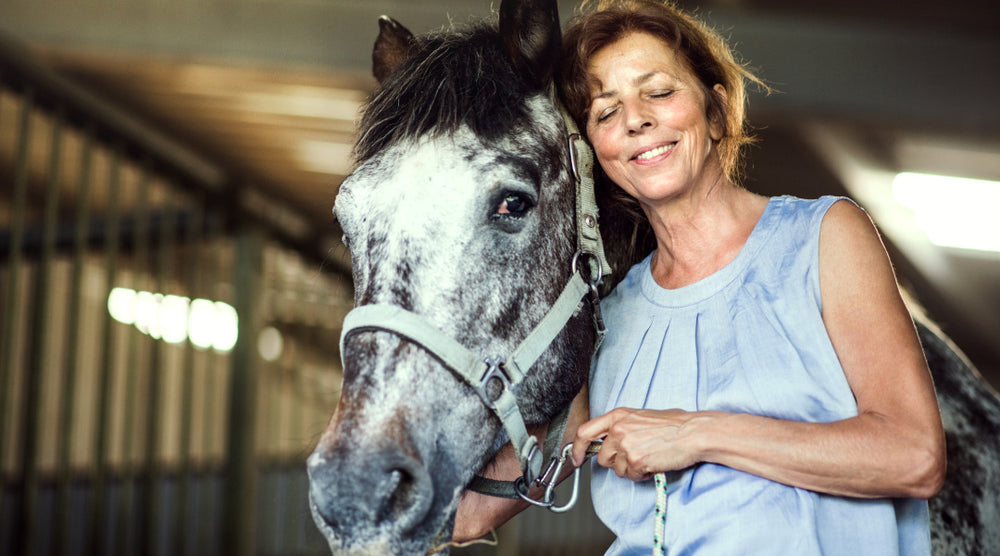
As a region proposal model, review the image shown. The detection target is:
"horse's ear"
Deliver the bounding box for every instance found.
[373,15,415,84]
[499,0,562,90]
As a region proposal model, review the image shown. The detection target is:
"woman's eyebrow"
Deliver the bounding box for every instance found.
[633,70,661,87]
[592,70,666,100]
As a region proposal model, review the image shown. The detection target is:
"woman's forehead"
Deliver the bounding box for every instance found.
[586,32,695,95]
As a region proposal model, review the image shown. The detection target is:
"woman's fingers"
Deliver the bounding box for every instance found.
[575,408,702,478]
[571,407,632,465]
[572,407,636,467]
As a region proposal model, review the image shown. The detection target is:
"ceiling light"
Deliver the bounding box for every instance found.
[892,172,1000,253]
[297,140,354,175]
[108,287,239,352]
[240,88,365,121]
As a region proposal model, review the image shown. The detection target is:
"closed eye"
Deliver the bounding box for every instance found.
[596,105,618,123]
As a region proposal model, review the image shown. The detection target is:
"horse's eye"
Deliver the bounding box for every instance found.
[497,193,532,217]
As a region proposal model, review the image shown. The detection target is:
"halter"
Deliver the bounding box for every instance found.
[338,100,610,512]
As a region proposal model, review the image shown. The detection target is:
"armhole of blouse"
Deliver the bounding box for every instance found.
[814,196,858,314]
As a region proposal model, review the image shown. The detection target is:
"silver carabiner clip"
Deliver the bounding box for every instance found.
[547,443,583,513]
[514,475,555,508]
[513,443,584,513]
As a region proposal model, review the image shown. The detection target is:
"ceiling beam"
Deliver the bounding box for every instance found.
[2,1,998,135]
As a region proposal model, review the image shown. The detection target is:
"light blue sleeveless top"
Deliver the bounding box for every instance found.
[589,196,930,555]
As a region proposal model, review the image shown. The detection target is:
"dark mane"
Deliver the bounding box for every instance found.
[354,22,540,164]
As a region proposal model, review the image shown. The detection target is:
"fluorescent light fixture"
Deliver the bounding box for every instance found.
[892,172,1000,253]
[108,287,239,352]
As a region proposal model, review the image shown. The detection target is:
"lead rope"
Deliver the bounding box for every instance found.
[586,442,667,555]
[590,443,668,555]
[653,472,667,555]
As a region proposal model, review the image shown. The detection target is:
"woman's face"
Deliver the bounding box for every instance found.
[585,32,724,208]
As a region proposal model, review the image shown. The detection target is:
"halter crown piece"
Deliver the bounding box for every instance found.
[562,99,613,285]
[338,99,611,511]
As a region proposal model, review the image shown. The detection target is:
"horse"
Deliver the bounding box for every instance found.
[307,1,596,552]
[306,0,1000,554]
[918,319,1000,554]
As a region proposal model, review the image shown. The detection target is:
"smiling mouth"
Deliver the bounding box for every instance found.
[634,143,675,161]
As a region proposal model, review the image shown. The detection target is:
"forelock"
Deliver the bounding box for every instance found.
[353,21,541,164]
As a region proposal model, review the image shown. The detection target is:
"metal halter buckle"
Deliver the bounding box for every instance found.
[475,356,511,406]
[571,250,603,288]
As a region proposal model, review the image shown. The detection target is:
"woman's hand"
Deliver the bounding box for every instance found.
[571,407,714,480]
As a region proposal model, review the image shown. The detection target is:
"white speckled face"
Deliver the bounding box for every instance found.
[336,98,567,345]
[338,129,512,331]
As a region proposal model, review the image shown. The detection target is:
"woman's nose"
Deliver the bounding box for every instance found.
[625,103,654,135]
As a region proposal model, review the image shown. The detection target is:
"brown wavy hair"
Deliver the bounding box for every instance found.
[559,0,768,288]
[561,0,765,181]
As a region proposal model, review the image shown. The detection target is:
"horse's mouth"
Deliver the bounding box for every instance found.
[308,483,459,555]
[308,493,338,547]
[308,499,393,555]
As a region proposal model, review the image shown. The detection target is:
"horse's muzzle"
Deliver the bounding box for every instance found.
[307,434,436,554]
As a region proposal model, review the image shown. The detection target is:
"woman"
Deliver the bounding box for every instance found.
[457,1,945,553]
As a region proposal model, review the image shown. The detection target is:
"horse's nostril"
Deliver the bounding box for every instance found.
[377,468,410,521]
[308,447,433,537]
[377,458,432,531]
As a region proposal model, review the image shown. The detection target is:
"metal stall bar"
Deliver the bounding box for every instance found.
[53,125,94,556]
[142,187,175,556]
[175,197,205,556]
[225,226,264,556]
[0,85,33,556]
[198,214,227,556]
[89,145,123,556]
[115,162,151,556]
[272,265,293,553]
[18,105,66,556]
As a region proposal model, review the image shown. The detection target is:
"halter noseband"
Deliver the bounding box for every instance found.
[338,100,611,511]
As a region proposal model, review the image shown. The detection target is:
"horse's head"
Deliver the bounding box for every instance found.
[307,0,600,553]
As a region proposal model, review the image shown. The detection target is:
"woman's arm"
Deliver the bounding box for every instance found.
[572,200,946,499]
[453,384,590,541]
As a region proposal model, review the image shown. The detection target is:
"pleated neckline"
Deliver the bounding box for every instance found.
[639,196,785,308]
